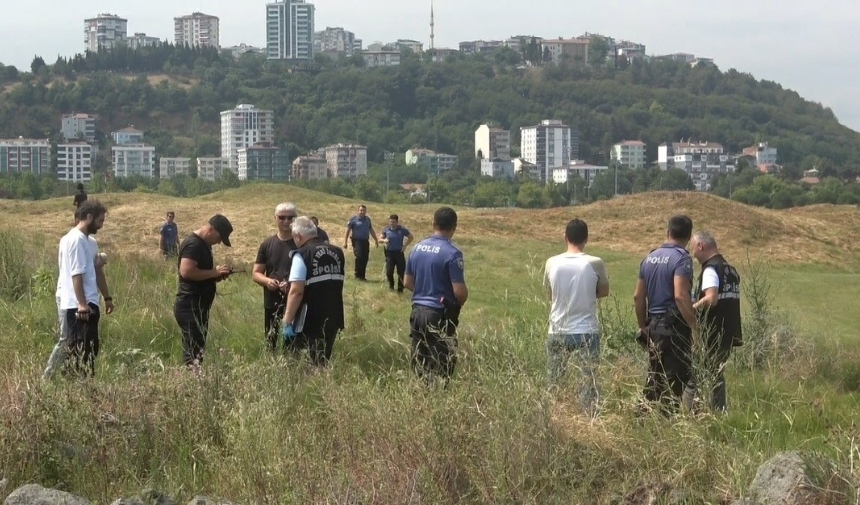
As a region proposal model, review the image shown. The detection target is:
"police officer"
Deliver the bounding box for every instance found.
[282,216,346,366]
[252,203,297,353]
[688,230,742,412]
[633,214,697,412]
[403,207,468,383]
[343,204,378,281]
[380,214,414,292]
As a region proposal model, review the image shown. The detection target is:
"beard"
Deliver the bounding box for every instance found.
[86,221,100,235]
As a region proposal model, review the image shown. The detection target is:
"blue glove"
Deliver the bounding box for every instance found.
[281,323,297,342]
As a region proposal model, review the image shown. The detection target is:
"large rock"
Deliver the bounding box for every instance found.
[186,497,236,505]
[748,451,851,505]
[4,484,91,505]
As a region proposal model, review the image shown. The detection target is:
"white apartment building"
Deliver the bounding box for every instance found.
[197,157,229,181]
[313,27,357,56]
[405,148,458,175]
[159,157,191,178]
[84,13,127,53]
[394,39,423,53]
[324,144,367,178]
[174,12,220,48]
[128,33,161,50]
[658,140,735,191]
[542,38,589,66]
[513,157,540,180]
[266,0,315,61]
[552,160,608,187]
[520,120,572,183]
[480,159,515,178]
[742,142,778,166]
[112,126,144,145]
[62,113,96,142]
[112,144,156,178]
[475,124,511,160]
[291,154,328,179]
[362,50,401,67]
[0,138,51,175]
[56,143,93,182]
[611,140,647,169]
[220,104,274,172]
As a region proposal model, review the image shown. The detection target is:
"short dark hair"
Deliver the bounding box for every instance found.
[433,207,457,231]
[78,200,107,222]
[565,218,588,246]
[667,215,693,241]
[358,204,367,210]
[389,214,399,221]
[76,183,85,191]
[166,211,174,216]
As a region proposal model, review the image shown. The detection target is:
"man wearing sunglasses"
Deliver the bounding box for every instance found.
[252,202,298,353]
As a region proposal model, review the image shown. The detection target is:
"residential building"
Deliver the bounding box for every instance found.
[197,157,229,180]
[174,12,220,48]
[405,148,459,176]
[542,38,590,66]
[475,124,511,161]
[112,144,156,178]
[552,160,608,187]
[459,40,503,54]
[428,48,458,62]
[62,113,97,142]
[237,143,290,181]
[512,157,540,180]
[127,33,161,50]
[611,140,647,169]
[353,39,363,52]
[220,104,275,172]
[480,158,515,178]
[112,126,144,145]
[520,120,573,183]
[313,27,357,56]
[658,140,735,191]
[291,153,328,180]
[400,183,427,199]
[0,138,51,175]
[324,144,368,178]
[56,142,93,182]
[742,142,778,166]
[266,0,315,61]
[159,157,191,178]
[655,53,696,63]
[362,50,401,67]
[393,39,423,53]
[226,43,265,58]
[504,35,542,52]
[84,13,127,53]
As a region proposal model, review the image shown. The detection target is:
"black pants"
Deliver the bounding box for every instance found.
[265,304,287,352]
[410,305,458,382]
[289,322,339,367]
[161,244,177,259]
[174,296,212,366]
[384,250,406,290]
[351,238,370,279]
[687,332,733,412]
[643,313,692,411]
[64,302,101,377]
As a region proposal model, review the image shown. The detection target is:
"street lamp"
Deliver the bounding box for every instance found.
[383,151,395,197]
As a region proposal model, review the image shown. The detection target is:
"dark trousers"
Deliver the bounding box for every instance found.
[64,302,101,377]
[384,250,406,290]
[351,238,370,279]
[289,322,339,366]
[265,304,287,352]
[161,243,177,259]
[410,305,458,382]
[643,313,693,411]
[174,297,211,366]
[685,333,733,412]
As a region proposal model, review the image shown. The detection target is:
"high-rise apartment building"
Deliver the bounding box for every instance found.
[197,157,229,181]
[159,157,191,178]
[238,143,290,181]
[520,120,572,183]
[611,140,647,169]
[127,33,161,50]
[313,27,357,56]
[62,113,97,143]
[57,142,93,182]
[266,0,315,61]
[220,104,274,172]
[324,144,367,178]
[474,124,511,160]
[174,12,220,48]
[84,14,128,53]
[112,144,156,178]
[0,138,51,175]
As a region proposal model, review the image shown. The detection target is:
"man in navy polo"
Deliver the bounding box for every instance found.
[404,207,468,383]
[342,204,378,281]
[633,214,698,413]
[380,214,414,292]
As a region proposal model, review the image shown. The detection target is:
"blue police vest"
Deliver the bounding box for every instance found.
[405,235,464,309]
[639,243,692,315]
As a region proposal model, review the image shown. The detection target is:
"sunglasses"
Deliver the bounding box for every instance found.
[276,215,296,221]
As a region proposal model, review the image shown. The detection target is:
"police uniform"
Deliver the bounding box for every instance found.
[287,238,346,366]
[346,214,373,280]
[404,235,465,381]
[639,243,694,405]
[381,224,411,291]
[695,253,742,411]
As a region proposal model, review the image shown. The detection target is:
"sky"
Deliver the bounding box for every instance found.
[1,0,858,132]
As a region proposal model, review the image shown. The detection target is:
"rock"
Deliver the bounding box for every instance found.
[186,497,236,505]
[4,483,91,505]
[748,451,851,505]
[139,489,179,505]
[110,499,145,505]
[622,481,687,505]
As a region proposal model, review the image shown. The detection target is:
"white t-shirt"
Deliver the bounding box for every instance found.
[701,266,719,291]
[544,252,609,335]
[57,229,100,309]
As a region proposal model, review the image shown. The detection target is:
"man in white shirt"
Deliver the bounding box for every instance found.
[544,218,610,415]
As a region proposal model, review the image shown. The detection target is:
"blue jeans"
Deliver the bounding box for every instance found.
[547,333,600,414]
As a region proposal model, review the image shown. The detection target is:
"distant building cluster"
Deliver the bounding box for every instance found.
[83,11,221,54]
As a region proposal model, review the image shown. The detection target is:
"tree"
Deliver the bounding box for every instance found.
[30,56,47,75]
[588,36,610,66]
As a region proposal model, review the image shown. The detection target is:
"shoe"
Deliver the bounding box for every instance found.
[388,286,394,291]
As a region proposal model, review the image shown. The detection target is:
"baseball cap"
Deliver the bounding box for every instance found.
[209,214,233,247]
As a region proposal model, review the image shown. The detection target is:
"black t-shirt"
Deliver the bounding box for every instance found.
[73,192,88,208]
[176,233,216,303]
[255,234,297,308]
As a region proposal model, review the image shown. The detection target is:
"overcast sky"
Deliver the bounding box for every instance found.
[2,0,858,132]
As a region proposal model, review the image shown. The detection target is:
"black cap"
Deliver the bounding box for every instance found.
[209,214,233,247]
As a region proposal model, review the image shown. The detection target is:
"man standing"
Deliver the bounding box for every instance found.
[633,215,697,413]
[343,204,378,280]
[310,216,329,243]
[158,211,180,259]
[403,207,468,383]
[544,218,610,415]
[55,200,114,377]
[380,214,414,292]
[73,183,87,210]
[688,230,742,412]
[252,203,297,353]
[281,216,345,366]
[174,214,233,367]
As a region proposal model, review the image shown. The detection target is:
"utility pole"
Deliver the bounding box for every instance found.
[384,151,395,197]
[614,162,619,197]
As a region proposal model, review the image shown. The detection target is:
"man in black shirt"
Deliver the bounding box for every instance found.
[252,202,298,353]
[73,183,87,213]
[174,214,233,367]
[310,216,329,243]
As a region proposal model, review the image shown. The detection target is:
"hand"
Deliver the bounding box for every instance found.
[281,322,297,342]
[278,281,289,293]
[105,299,115,314]
[76,303,91,321]
[266,278,281,291]
[401,245,407,253]
[635,328,648,349]
[374,241,379,248]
